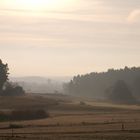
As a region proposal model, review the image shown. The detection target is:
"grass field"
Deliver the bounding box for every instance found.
[0,94,140,140]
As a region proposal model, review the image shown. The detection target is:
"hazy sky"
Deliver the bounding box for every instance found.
[0,0,140,77]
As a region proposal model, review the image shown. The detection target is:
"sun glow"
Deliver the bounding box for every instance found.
[12,0,75,11]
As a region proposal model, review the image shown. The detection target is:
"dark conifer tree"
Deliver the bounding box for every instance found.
[0,59,9,94]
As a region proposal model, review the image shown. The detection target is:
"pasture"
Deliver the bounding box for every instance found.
[0,94,140,140]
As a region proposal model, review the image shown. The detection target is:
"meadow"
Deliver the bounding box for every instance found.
[0,94,140,140]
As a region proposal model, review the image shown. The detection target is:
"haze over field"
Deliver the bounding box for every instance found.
[1,1,140,139]
[0,0,140,77]
[10,76,71,93]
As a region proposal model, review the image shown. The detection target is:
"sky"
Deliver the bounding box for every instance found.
[0,0,140,77]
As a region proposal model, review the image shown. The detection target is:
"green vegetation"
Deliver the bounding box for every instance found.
[107,80,137,104]
[0,59,25,96]
[0,113,10,122]
[64,67,140,104]
[0,59,9,94]
[0,109,49,122]
[10,109,49,121]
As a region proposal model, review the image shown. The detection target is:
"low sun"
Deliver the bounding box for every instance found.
[13,0,74,11]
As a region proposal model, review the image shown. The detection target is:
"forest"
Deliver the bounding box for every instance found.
[64,67,140,104]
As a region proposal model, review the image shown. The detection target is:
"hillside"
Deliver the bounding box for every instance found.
[0,94,140,140]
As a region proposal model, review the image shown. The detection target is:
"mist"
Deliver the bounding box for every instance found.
[0,0,140,139]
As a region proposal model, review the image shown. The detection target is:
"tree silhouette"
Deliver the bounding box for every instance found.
[108,80,136,104]
[0,59,9,94]
[3,82,25,96]
[64,67,140,101]
[133,76,140,98]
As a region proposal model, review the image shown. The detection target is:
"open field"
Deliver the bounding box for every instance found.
[0,94,140,139]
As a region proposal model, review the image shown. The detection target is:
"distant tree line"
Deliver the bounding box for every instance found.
[64,67,140,104]
[0,59,25,96]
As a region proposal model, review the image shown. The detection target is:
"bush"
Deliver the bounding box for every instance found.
[0,112,10,121]
[2,82,25,96]
[10,109,49,121]
[9,124,24,129]
[80,101,86,105]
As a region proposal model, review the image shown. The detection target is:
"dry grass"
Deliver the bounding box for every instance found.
[0,94,140,139]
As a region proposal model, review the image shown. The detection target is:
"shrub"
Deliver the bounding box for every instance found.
[9,124,24,129]
[10,109,49,121]
[3,82,25,96]
[80,101,86,105]
[0,112,10,121]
